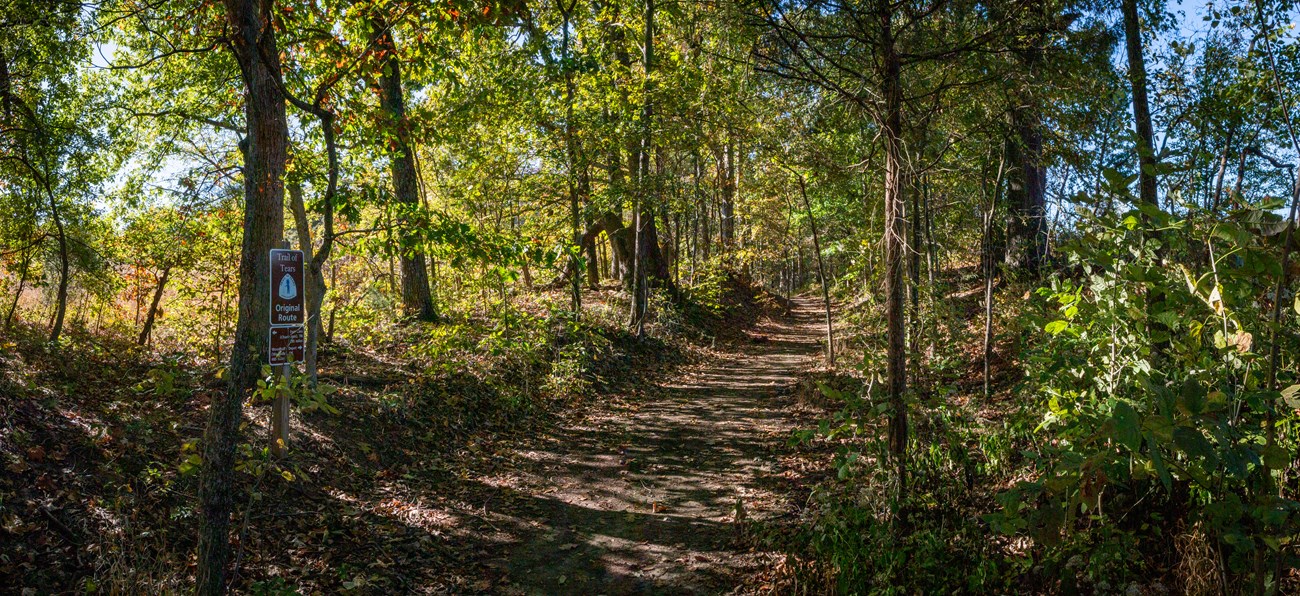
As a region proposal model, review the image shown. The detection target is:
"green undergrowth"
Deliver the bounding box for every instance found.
[675,263,792,342]
[769,203,1300,596]
[759,268,1057,594]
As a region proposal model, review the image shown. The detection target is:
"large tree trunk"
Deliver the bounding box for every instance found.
[373,17,437,322]
[1121,0,1169,357]
[1005,104,1047,272]
[554,211,629,288]
[1210,129,1233,212]
[908,170,921,364]
[0,45,12,121]
[879,0,908,500]
[137,267,170,346]
[639,209,671,283]
[601,211,633,279]
[605,143,634,284]
[983,152,1006,401]
[198,1,288,593]
[923,179,936,285]
[580,168,599,289]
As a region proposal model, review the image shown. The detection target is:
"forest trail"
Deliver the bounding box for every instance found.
[471,297,825,594]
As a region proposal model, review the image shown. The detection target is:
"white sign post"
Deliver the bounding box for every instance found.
[269,242,304,457]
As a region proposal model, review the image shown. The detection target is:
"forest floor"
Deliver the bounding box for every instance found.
[0,281,830,594]
[454,296,826,594]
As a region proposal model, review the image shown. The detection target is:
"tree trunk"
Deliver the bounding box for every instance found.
[5,242,32,329]
[795,174,835,367]
[373,17,437,322]
[879,0,908,500]
[719,141,736,247]
[606,143,634,284]
[0,45,12,122]
[602,211,633,280]
[47,189,69,344]
[630,0,655,336]
[289,184,328,387]
[137,267,170,346]
[984,152,1006,401]
[1121,0,1169,356]
[923,179,936,286]
[198,1,288,593]
[1005,105,1047,272]
[1122,0,1158,208]
[909,170,921,364]
[1210,129,1233,212]
[585,230,600,289]
[561,1,582,313]
[580,167,599,289]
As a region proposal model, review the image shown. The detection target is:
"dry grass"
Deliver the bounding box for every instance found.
[1175,522,1224,596]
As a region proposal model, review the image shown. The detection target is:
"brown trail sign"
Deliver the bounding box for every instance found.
[269,325,305,366]
[268,246,305,458]
[270,248,305,326]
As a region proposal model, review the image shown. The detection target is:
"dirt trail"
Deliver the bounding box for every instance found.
[472,297,826,594]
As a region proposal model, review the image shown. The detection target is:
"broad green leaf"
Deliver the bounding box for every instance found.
[1112,401,1141,451]
[1173,427,1217,467]
[1261,445,1290,470]
[1177,379,1205,416]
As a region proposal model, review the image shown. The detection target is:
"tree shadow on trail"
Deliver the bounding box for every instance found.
[461,478,744,595]
[457,298,828,595]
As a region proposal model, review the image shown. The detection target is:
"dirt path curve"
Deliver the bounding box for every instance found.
[475,297,825,594]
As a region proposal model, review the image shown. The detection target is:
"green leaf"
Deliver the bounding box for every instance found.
[1149,435,1172,491]
[816,381,844,401]
[1261,445,1290,470]
[1112,401,1141,451]
[1044,320,1069,335]
[1177,379,1205,416]
[1173,427,1217,466]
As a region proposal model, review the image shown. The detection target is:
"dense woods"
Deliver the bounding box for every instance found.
[4,0,1300,593]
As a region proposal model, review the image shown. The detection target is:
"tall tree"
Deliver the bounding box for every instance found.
[0,0,93,345]
[372,14,437,322]
[754,0,1032,501]
[876,0,909,496]
[558,0,585,312]
[1001,3,1056,273]
[197,0,289,593]
[630,0,656,336]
